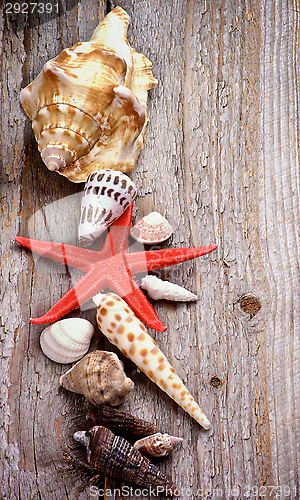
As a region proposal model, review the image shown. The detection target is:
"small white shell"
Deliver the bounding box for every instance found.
[40,318,94,364]
[79,169,137,247]
[129,211,173,244]
[141,275,199,301]
[133,433,183,457]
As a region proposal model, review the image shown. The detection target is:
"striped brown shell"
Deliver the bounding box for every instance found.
[86,404,157,437]
[73,425,178,494]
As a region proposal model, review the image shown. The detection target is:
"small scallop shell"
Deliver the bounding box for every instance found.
[129,212,173,244]
[59,350,134,406]
[133,433,183,457]
[141,275,199,301]
[40,318,94,364]
[78,169,137,247]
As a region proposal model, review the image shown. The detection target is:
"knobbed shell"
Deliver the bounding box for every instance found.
[59,350,134,406]
[20,7,157,182]
[79,169,137,247]
[40,318,94,363]
[130,212,173,244]
[94,293,211,429]
[141,275,199,301]
[133,433,183,457]
[86,404,157,437]
[74,426,178,494]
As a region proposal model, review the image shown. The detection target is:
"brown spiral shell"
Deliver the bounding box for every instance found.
[74,425,178,494]
[86,404,157,437]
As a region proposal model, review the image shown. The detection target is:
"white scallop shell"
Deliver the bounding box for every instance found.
[78,169,137,247]
[141,275,199,301]
[40,318,94,364]
[129,212,173,244]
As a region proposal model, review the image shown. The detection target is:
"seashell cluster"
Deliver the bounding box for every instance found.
[141,275,199,301]
[40,318,94,363]
[130,211,173,244]
[95,292,211,429]
[133,432,183,457]
[78,169,137,247]
[20,7,157,182]
[59,350,134,406]
[74,425,178,494]
[86,404,157,437]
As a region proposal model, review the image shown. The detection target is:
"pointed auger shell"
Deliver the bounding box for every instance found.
[20,7,157,182]
[86,404,157,437]
[74,425,179,494]
[95,293,211,429]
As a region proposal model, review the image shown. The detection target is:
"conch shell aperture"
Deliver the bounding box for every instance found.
[20,7,157,182]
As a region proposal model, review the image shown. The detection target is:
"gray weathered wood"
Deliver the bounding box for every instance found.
[1,0,300,498]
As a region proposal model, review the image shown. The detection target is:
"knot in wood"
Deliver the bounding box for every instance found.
[238,295,261,317]
[210,376,222,388]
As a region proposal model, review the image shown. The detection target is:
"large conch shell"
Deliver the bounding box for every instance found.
[94,292,211,429]
[74,425,178,494]
[59,350,134,406]
[20,7,157,182]
[78,169,137,246]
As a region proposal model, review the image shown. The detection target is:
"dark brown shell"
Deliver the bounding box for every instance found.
[74,425,178,494]
[86,404,157,437]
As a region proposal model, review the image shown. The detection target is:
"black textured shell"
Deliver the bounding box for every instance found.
[86,404,157,437]
[77,425,178,494]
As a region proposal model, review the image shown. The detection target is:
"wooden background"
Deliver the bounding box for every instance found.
[1,0,300,498]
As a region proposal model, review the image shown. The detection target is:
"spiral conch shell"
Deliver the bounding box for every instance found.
[141,275,199,301]
[94,293,211,429]
[20,7,157,182]
[40,317,94,363]
[133,433,183,457]
[59,350,134,406]
[74,426,178,494]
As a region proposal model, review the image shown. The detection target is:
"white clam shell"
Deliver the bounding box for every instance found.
[40,318,94,364]
[141,275,199,301]
[78,169,137,247]
[129,211,173,244]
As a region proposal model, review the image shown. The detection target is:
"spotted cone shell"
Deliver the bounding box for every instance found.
[20,7,157,182]
[95,293,211,429]
[78,169,137,247]
[133,432,183,457]
[40,317,94,364]
[59,350,134,406]
[130,211,173,244]
[73,426,178,494]
[86,404,157,437]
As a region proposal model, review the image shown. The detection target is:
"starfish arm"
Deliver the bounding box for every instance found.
[126,244,218,274]
[110,271,167,332]
[101,202,133,257]
[15,236,101,271]
[30,267,107,324]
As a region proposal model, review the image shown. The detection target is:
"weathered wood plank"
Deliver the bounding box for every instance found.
[1,0,300,499]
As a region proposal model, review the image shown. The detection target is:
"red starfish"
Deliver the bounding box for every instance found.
[15,203,217,331]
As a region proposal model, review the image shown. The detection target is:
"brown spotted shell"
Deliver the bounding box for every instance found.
[59,350,134,406]
[73,426,178,494]
[86,404,157,437]
[20,7,157,182]
[133,432,183,457]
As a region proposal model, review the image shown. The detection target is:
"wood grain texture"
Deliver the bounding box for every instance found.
[1,0,300,498]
